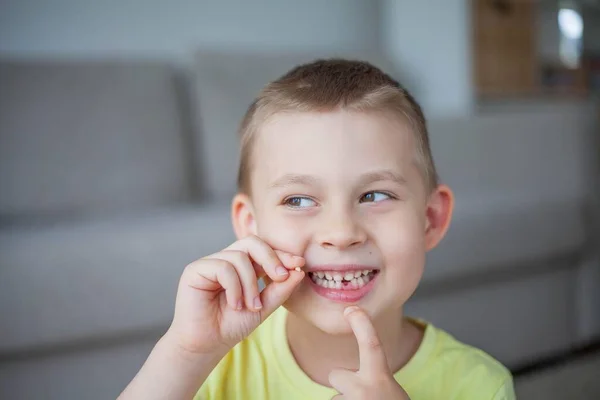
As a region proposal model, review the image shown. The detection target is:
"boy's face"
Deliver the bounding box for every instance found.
[235,110,451,334]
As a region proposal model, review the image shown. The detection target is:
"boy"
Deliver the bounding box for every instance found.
[119,59,515,399]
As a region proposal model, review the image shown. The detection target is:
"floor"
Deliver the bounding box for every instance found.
[514,352,600,399]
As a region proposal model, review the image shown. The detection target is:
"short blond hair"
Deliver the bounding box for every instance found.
[236,59,438,195]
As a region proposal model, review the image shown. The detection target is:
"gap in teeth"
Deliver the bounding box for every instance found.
[310,270,375,284]
[310,272,373,289]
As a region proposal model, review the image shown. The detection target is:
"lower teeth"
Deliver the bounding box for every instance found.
[310,272,374,289]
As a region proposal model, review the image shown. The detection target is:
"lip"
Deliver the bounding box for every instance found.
[305,265,379,303]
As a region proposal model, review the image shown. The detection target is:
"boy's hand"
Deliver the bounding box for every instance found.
[329,306,410,400]
[164,235,305,356]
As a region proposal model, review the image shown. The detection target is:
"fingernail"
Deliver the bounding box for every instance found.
[254,296,263,309]
[276,266,289,276]
[236,300,243,310]
[344,306,360,316]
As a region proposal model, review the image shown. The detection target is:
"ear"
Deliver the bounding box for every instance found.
[232,193,258,239]
[424,184,454,251]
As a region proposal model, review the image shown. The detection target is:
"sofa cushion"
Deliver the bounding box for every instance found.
[0,60,193,220]
[0,203,234,354]
[193,50,397,199]
[429,100,597,197]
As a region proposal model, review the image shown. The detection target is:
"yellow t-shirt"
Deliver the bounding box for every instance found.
[196,307,515,400]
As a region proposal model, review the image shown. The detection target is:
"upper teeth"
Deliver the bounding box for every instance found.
[313,270,373,281]
[310,270,375,289]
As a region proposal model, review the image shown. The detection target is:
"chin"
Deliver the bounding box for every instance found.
[294,306,355,335]
[284,295,379,336]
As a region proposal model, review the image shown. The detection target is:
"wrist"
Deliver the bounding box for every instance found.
[159,330,228,368]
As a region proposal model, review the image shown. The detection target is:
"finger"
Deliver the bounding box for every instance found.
[274,249,305,269]
[265,251,304,285]
[182,259,242,310]
[344,306,390,375]
[208,251,262,311]
[259,269,305,318]
[227,236,304,282]
[328,368,360,395]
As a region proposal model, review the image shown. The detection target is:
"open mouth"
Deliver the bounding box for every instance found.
[308,269,379,290]
[306,268,380,303]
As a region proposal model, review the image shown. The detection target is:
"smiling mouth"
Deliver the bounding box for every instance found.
[305,267,379,303]
[308,269,379,290]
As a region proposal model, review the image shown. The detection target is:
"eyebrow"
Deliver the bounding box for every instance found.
[269,170,407,189]
[269,174,321,189]
[357,170,408,187]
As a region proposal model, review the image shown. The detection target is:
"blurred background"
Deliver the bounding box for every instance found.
[0,0,599,399]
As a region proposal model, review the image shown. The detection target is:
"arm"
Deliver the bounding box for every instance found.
[118,332,226,400]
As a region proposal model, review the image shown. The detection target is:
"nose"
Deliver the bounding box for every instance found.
[316,207,367,250]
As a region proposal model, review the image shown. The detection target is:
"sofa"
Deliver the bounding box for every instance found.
[0,52,598,399]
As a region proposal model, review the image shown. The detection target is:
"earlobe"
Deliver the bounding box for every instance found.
[231,193,257,239]
[424,185,454,251]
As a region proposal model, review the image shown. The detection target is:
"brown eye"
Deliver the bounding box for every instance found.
[287,197,302,207]
[284,197,316,208]
[360,192,392,203]
[362,192,375,202]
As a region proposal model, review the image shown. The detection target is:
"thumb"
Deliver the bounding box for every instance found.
[259,269,304,319]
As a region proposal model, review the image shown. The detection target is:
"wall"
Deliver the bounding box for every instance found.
[0,0,381,59]
[381,0,474,117]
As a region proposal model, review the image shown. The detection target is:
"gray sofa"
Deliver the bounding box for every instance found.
[0,53,598,400]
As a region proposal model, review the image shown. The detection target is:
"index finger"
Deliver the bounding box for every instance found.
[343,306,390,376]
[227,235,305,281]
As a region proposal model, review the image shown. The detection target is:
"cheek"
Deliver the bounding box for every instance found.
[369,211,426,309]
[256,212,310,255]
[371,207,426,272]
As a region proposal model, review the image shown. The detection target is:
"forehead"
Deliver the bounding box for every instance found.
[251,110,417,185]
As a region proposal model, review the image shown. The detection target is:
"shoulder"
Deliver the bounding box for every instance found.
[433,325,511,379]
[416,323,515,400]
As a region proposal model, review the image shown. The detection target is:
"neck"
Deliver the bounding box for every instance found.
[286,307,422,386]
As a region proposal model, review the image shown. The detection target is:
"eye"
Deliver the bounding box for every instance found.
[284,196,317,208]
[360,191,392,203]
